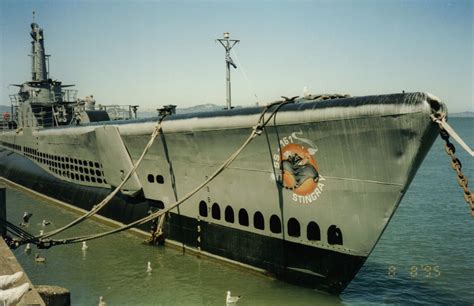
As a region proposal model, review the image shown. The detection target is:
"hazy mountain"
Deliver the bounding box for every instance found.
[0,103,233,119]
[138,103,235,118]
[450,111,474,118]
[0,105,10,113]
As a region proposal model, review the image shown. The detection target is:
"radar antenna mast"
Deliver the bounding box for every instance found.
[30,11,51,81]
[216,32,239,110]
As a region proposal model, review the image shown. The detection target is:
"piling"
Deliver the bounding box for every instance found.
[0,239,45,305]
[35,285,71,306]
[0,182,5,236]
[0,183,71,305]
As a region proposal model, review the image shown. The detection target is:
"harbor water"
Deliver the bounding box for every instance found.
[5,118,473,305]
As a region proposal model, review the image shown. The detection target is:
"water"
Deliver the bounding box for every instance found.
[5,118,473,305]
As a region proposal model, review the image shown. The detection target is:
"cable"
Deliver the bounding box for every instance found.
[39,100,294,247]
[231,49,260,105]
[38,116,167,240]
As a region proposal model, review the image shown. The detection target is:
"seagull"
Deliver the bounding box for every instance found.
[146,261,152,273]
[303,86,311,99]
[42,220,51,226]
[98,295,106,306]
[20,212,33,226]
[22,212,32,224]
[0,272,23,290]
[226,291,241,304]
[82,242,88,251]
[34,254,46,263]
[0,283,30,305]
[24,243,31,254]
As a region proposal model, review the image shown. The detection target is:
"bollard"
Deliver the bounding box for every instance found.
[0,183,5,237]
[35,285,71,306]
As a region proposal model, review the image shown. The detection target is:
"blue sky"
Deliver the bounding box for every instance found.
[0,0,472,112]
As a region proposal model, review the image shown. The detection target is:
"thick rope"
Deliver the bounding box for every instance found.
[40,100,293,246]
[39,119,165,240]
[0,217,37,242]
[431,115,473,157]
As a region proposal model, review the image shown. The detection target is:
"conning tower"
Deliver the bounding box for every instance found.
[10,22,78,128]
[7,22,134,129]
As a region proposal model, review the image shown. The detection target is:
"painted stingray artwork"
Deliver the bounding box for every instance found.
[276,131,325,204]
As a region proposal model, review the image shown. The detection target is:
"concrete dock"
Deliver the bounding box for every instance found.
[0,238,45,306]
[1,182,45,305]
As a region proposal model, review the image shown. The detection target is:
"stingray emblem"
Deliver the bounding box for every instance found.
[273,131,325,204]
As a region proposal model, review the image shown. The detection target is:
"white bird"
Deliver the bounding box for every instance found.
[24,243,31,254]
[34,254,46,263]
[0,272,23,290]
[0,283,30,305]
[98,295,106,306]
[146,261,152,273]
[22,212,32,224]
[82,242,88,251]
[226,291,241,304]
[39,230,44,236]
[303,86,311,99]
[41,220,51,226]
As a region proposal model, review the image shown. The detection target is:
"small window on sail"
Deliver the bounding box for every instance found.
[238,209,249,226]
[270,215,282,234]
[253,211,265,230]
[147,174,155,183]
[199,201,208,217]
[287,218,300,237]
[212,203,221,220]
[328,225,343,245]
[225,206,235,223]
[307,221,321,241]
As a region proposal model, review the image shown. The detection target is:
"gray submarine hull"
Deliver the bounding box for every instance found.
[0,92,443,294]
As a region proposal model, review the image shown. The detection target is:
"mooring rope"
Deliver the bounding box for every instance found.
[0,217,37,243]
[431,114,473,157]
[32,99,294,248]
[231,49,260,105]
[38,116,167,240]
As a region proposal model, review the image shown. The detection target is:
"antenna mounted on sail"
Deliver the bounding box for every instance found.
[216,32,239,110]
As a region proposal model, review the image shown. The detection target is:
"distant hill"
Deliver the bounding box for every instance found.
[0,105,10,113]
[0,103,230,118]
[176,103,228,114]
[4,102,471,119]
[138,103,232,118]
[450,111,474,118]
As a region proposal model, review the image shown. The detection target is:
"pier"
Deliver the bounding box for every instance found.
[1,183,71,306]
[0,238,45,306]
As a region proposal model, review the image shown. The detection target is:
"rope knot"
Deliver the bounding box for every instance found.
[253,124,263,136]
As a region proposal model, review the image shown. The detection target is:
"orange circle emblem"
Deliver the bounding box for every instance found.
[280,143,319,196]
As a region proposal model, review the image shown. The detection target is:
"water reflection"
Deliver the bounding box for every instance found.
[7,189,341,305]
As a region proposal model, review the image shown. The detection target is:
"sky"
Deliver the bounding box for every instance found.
[0,0,472,112]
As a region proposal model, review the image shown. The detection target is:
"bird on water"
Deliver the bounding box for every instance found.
[24,243,31,254]
[146,261,152,273]
[82,241,88,251]
[35,254,46,263]
[20,212,32,226]
[98,296,106,306]
[226,291,241,304]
